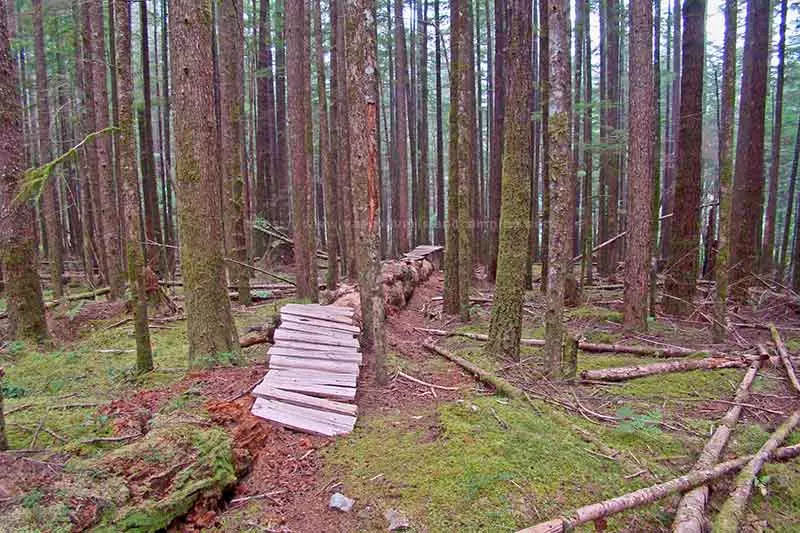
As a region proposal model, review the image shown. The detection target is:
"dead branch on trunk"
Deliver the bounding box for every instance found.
[422,342,523,399]
[517,443,800,533]
[769,324,800,394]
[672,359,762,532]
[579,357,751,383]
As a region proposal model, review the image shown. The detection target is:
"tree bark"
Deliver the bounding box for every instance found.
[539,0,550,293]
[0,0,47,342]
[543,0,573,378]
[486,0,532,362]
[580,356,749,383]
[115,0,153,373]
[169,0,240,365]
[579,0,593,288]
[415,0,430,246]
[160,0,175,276]
[730,0,770,300]
[599,0,620,278]
[434,0,444,246]
[255,0,275,257]
[487,0,506,281]
[274,0,289,228]
[393,0,410,254]
[779,116,800,281]
[623,0,654,331]
[661,0,681,262]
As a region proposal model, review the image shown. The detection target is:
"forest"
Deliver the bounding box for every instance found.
[1,0,800,531]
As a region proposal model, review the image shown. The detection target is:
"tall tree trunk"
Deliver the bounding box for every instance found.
[761,0,788,274]
[713,0,737,342]
[115,0,153,373]
[599,0,620,277]
[286,0,317,300]
[526,0,539,289]
[159,0,175,277]
[32,0,65,299]
[573,0,584,261]
[393,0,410,254]
[169,0,240,365]
[539,0,550,293]
[434,0,445,245]
[661,0,681,261]
[623,0,654,331]
[274,0,289,228]
[487,0,506,281]
[486,0,532,361]
[1,0,47,342]
[255,0,276,256]
[779,116,800,281]
[219,0,250,306]
[415,0,430,245]
[543,0,573,378]
[580,0,593,287]
[90,0,122,298]
[730,0,770,301]
[345,0,386,383]
[663,0,706,316]
[649,0,661,317]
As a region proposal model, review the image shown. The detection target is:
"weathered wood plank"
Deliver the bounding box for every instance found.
[267,369,357,387]
[272,339,361,354]
[280,313,361,334]
[281,307,354,324]
[274,329,359,348]
[251,398,356,436]
[279,320,357,340]
[282,303,354,318]
[252,384,358,416]
[264,379,356,401]
[268,346,363,364]
[268,354,360,375]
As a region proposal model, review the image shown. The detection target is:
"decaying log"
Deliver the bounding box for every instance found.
[517,443,800,533]
[579,357,750,383]
[422,342,523,399]
[238,317,280,348]
[713,410,800,532]
[1,287,113,320]
[769,324,800,394]
[415,328,711,359]
[672,359,762,532]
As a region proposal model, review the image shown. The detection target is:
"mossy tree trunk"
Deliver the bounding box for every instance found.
[219,0,250,307]
[345,0,387,385]
[543,0,573,379]
[32,0,65,300]
[115,0,153,374]
[0,0,48,343]
[169,0,240,366]
[622,0,654,331]
[663,0,706,316]
[286,0,318,301]
[730,0,769,301]
[539,1,549,294]
[434,0,445,246]
[443,7,461,318]
[486,0,532,362]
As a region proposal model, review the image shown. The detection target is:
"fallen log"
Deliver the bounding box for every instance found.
[672,358,762,532]
[769,324,800,394]
[713,409,800,532]
[422,342,522,399]
[1,287,112,320]
[223,257,295,286]
[238,318,280,348]
[517,443,800,533]
[579,357,750,383]
[416,327,708,359]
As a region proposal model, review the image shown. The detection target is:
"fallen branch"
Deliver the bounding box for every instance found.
[517,443,800,533]
[1,287,113,320]
[769,324,800,395]
[714,410,800,532]
[223,257,295,286]
[580,357,750,383]
[396,370,460,391]
[422,342,522,399]
[672,359,761,532]
[80,432,142,445]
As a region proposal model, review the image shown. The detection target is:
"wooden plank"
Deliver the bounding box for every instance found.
[268,346,363,364]
[266,369,357,387]
[272,339,360,354]
[252,384,358,416]
[274,329,359,348]
[251,398,356,436]
[281,307,354,324]
[281,313,360,334]
[264,379,356,401]
[283,303,354,318]
[279,320,357,340]
[269,354,360,375]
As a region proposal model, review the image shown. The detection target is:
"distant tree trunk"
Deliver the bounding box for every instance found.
[539,0,550,293]
[345,0,386,384]
[543,0,573,378]
[219,0,250,306]
[255,0,276,256]
[779,117,800,281]
[286,0,317,300]
[580,0,593,287]
[315,0,338,288]
[713,0,737,343]
[661,0,681,261]
[623,0,654,331]
[393,0,410,254]
[649,0,661,317]
[115,0,153,373]
[526,0,539,289]
[415,0,430,245]
[444,0,462,316]
[90,0,122,298]
[573,0,584,261]
[730,0,770,301]
[599,0,620,278]
[597,0,607,278]
[274,0,290,228]
[32,0,65,299]
[486,0,532,361]
[434,0,445,245]
[761,0,788,274]
[487,0,506,281]
[663,0,706,316]
[169,0,240,365]
[1,0,47,342]
[160,0,175,276]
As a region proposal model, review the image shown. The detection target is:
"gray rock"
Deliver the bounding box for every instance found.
[329,492,355,512]
[384,509,410,531]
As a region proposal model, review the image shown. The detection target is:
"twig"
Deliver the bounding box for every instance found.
[396,370,460,391]
[490,407,509,430]
[80,432,142,445]
[230,489,286,505]
[224,257,295,286]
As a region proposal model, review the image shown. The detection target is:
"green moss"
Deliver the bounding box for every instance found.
[566,305,623,324]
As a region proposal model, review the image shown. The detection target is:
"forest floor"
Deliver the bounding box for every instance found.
[1,269,800,532]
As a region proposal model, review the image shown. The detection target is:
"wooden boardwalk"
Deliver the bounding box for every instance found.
[251,303,361,437]
[403,245,444,262]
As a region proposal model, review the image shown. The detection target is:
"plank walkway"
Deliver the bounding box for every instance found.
[251,303,361,437]
[403,244,444,262]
